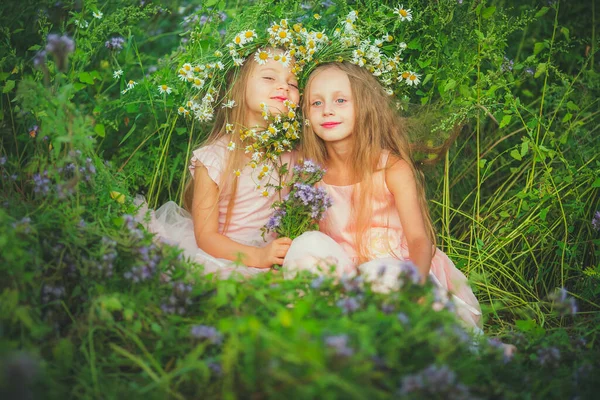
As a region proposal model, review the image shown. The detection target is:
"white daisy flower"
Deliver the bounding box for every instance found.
[278,51,291,67]
[405,71,421,86]
[216,61,224,70]
[243,30,257,42]
[192,78,204,89]
[158,84,172,95]
[393,5,413,22]
[93,10,103,19]
[226,123,234,132]
[233,169,241,177]
[121,89,128,95]
[254,48,271,65]
[113,69,123,79]
[233,34,246,46]
[177,106,187,115]
[227,141,236,151]
[126,80,137,89]
[222,100,236,108]
[233,57,245,67]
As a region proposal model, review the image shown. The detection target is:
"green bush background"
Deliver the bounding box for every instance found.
[0,0,598,398]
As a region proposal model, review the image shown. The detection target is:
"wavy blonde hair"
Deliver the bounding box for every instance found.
[301,61,436,263]
[183,55,258,233]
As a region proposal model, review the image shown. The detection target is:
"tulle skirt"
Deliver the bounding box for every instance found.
[134,197,269,279]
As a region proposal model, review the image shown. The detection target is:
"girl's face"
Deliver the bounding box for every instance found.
[245,50,299,127]
[307,67,355,146]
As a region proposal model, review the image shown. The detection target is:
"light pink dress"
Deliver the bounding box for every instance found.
[283,151,482,331]
[321,151,482,329]
[137,137,295,278]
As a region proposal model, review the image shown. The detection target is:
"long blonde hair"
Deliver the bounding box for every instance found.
[183,55,258,233]
[301,62,436,263]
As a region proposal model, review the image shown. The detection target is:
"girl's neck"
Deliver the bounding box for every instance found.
[324,140,353,169]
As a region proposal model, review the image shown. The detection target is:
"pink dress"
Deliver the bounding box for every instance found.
[315,151,482,330]
[137,137,295,278]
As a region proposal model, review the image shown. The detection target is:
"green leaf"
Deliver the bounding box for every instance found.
[94,123,106,137]
[79,71,94,85]
[28,44,41,51]
[535,6,550,18]
[421,73,433,86]
[2,80,15,93]
[566,101,579,111]
[510,149,522,161]
[478,159,487,169]
[539,207,549,221]
[562,113,572,123]
[417,58,432,68]
[444,79,456,92]
[482,6,496,19]
[520,141,529,157]
[534,63,547,78]
[533,42,546,55]
[499,114,512,129]
[73,82,87,91]
[592,178,600,188]
[407,39,421,50]
[560,27,570,41]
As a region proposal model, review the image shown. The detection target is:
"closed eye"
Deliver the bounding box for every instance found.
[263,76,275,81]
[289,82,299,89]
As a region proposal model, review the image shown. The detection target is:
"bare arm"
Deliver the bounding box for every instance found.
[385,158,433,282]
[191,164,291,268]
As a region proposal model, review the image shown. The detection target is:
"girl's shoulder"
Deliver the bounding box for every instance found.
[384,153,416,194]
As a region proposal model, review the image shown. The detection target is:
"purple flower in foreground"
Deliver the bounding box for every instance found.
[537,346,560,368]
[592,211,600,231]
[397,312,410,326]
[105,36,125,51]
[501,56,514,72]
[45,34,75,71]
[0,156,6,165]
[337,297,360,314]
[548,287,577,316]
[191,325,223,345]
[399,364,473,399]
[32,171,51,195]
[310,275,325,289]
[324,335,354,357]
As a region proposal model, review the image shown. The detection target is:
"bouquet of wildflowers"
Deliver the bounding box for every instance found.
[262,160,332,240]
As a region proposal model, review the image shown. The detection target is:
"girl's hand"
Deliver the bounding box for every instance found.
[255,237,292,269]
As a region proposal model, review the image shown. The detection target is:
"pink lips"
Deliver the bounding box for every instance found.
[271,96,288,102]
[321,122,341,128]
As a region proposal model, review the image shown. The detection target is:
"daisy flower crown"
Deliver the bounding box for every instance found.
[175,5,420,196]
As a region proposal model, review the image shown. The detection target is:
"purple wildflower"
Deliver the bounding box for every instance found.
[45,34,75,71]
[33,51,47,68]
[12,217,32,234]
[592,211,600,231]
[191,325,223,345]
[381,303,395,314]
[208,362,222,375]
[525,67,535,75]
[537,346,561,368]
[501,56,514,72]
[41,284,66,304]
[548,287,577,316]
[161,281,193,315]
[397,312,410,326]
[324,335,354,357]
[105,36,125,51]
[322,0,334,8]
[399,364,473,399]
[0,156,6,165]
[217,11,227,21]
[310,275,325,289]
[336,297,360,314]
[340,275,363,294]
[32,171,51,195]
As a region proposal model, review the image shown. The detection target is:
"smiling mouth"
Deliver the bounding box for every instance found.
[321,122,341,128]
[271,96,288,102]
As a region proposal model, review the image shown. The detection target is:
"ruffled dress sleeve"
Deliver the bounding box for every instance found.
[188,141,228,185]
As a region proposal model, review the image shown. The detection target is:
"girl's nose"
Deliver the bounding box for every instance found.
[322,103,334,116]
[277,80,290,91]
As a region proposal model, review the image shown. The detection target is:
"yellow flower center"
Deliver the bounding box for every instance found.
[261,166,269,173]
[400,9,408,17]
[272,24,280,32]
[259,52,269,60]
[161,85,168,91]
[245,31,254,38]
[316,32,323,39]
[279,31,287,39]
[402,72,410,79]
[262,190,269,197]
[234,36,242,44]
[184,65,191,71]
[409,75,416,81]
